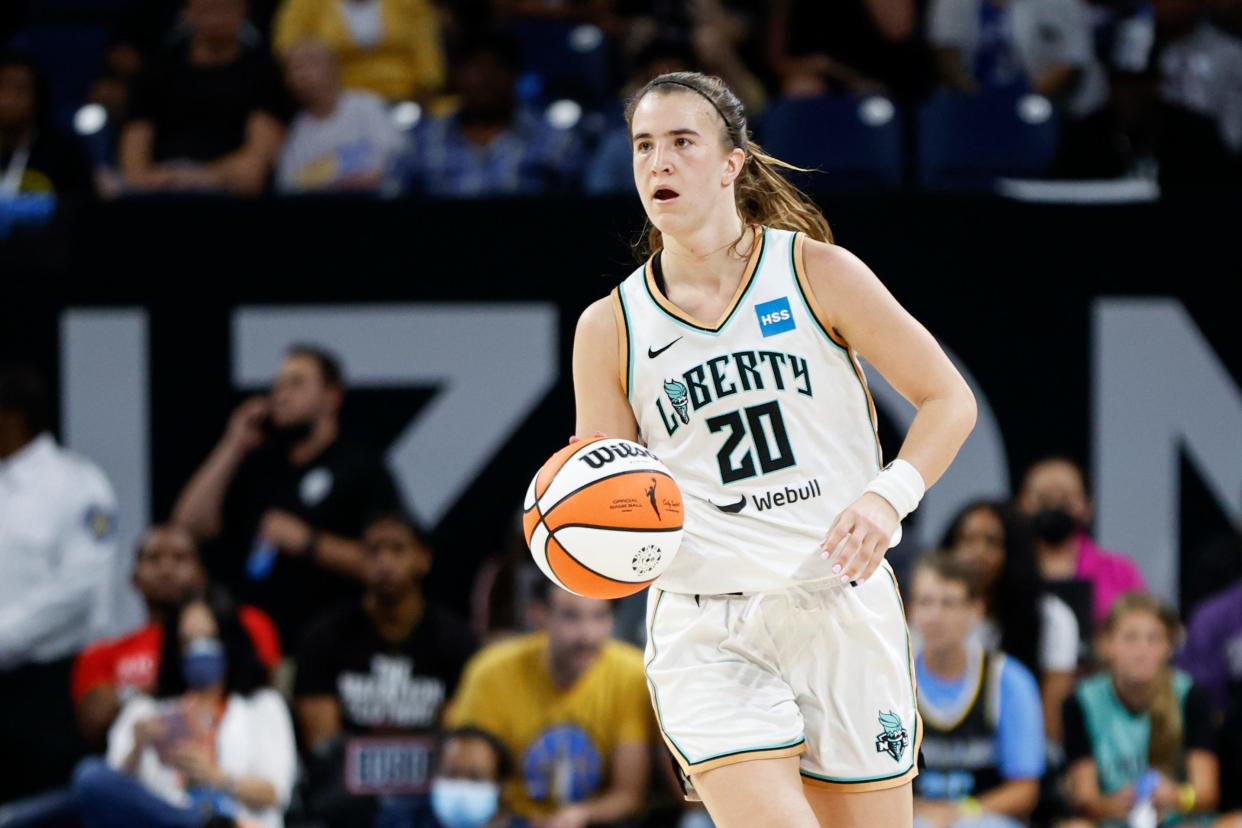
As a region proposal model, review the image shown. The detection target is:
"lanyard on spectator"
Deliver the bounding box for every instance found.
[0,134,32,197]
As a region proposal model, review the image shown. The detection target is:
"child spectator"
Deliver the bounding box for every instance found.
[1061,593,1219,825]
[910,552,1045,828]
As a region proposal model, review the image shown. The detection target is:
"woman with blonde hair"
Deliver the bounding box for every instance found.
[571,70,977,827]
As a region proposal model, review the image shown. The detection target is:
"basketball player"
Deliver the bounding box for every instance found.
[571,72,977,828]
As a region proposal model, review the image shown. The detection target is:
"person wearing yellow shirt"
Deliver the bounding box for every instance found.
[447,581,651,828]
[273,0,445,101]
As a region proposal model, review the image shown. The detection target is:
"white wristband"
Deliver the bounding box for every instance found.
[864,459,926,521]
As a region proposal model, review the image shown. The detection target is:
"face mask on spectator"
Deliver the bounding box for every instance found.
[182,637,227,689]
[1031,507,1078,545]
[430,778,500,828]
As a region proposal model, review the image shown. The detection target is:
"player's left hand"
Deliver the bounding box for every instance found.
[258,510,312,555]
[543,804,592,828]
[820,492,899,585]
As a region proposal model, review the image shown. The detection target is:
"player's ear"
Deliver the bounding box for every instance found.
[722,147,746,187]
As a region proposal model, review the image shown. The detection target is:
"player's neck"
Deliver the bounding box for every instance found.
[659,215,753,291]
[922,644,968,680]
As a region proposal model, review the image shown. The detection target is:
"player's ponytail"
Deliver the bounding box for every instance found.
[624,71,833,259]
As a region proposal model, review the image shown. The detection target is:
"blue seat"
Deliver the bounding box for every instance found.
[916,89,1060,190]
[759,94,904,191]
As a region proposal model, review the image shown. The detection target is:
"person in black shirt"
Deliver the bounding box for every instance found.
[294,509,477,828]
[173,343,402,647]
[118,0,288,195]
[0,52,95,198]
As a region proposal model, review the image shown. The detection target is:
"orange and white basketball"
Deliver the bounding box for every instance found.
[523,436,684,599]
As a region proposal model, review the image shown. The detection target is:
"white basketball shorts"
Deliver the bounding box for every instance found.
[643,560,921,796]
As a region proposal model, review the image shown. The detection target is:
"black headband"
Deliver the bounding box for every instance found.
[651,79,748,153]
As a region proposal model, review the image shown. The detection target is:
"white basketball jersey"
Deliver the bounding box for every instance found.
[612,226,899,594]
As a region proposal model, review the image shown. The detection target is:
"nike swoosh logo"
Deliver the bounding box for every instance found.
[711,496,747,514]
[647,337,683,358]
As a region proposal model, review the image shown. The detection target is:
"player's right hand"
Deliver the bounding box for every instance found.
[567,431,606,445]
[225,395,270,452]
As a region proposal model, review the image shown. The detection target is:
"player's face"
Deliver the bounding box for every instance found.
[909,570,980,653]
[1018,459,1091,525]
[1105,610,1172,686]
[630,90,743,238]
[545,590,613,677]
[950,507,1005,590]
[134,527,204,607]
[270,355,332,427]
[361,519,430,599]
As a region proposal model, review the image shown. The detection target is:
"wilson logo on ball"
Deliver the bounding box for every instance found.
[577,442,658,469]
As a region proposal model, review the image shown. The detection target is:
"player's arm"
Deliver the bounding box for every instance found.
[573,296,639,441]
[804,240,977,582]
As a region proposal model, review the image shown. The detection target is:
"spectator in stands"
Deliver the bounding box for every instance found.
[277,38,404,192]
[294,508,476,827]
[1017,455,1146,630]
[767,0,933,101]
[396,31,587,197]
[1061,593,1219,825]
[119,0,289,196]
[73,591,296,828]
[272,0,445,101]
[618,2,768,114]
[928,0,1109,118]
[73,524,282,749]
[941,499,1080,746]
[0,365,119,801]
[1155,0,1242,157]
[448,581,650,827]
[173,344,402,648]
[0,52,96,198]
[910,552,1045,828]
[417,726,521,828]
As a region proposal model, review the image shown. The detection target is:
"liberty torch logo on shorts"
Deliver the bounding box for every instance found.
[874,711,909,763]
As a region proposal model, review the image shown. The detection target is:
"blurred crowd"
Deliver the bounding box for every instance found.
[3,347,1242,828]
[0,0,1240,210]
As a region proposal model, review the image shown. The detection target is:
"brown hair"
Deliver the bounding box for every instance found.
[1103,593,1184,777]
[623,71,833,259]
[913,550,984,601]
